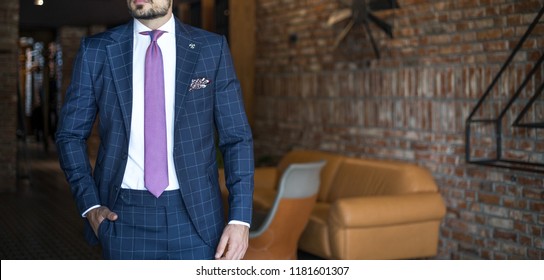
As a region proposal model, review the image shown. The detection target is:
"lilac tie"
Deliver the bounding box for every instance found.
[141,30,168,198]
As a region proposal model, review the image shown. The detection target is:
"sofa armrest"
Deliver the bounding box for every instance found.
[254,167,278,190]
[329,193,446,228]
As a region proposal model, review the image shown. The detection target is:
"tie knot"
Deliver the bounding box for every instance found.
[140,30,166,42]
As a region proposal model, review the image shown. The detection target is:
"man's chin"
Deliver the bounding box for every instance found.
[133,13,165,20]
[130,8,165,20]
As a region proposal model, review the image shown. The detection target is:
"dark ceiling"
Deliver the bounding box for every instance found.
[20,0,133,29]
[19,0,198,29]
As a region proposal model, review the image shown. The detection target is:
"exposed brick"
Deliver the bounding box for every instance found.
[478,193,501,205]
[453,231,475,244]
[493,229,517,242]
[488,217,514,230]
[458,243,480,259]
[254,0,544,260]
[494,252,508,260]
[481,250,492,259]
[519,235,532,246]
[531,226,542,236]
[527,249,541,259]
[522,213,535,224]
[485,239,500,251]
[501,243,527,257]
[518,176,543,187]
[530,201,544,212]
[503,197,516,208]
[0,0,18,192]
[533,238,544,250]
[514,221,527,233]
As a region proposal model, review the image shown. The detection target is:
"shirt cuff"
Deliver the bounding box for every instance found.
[82,205,101,217]
[228,220,250,228]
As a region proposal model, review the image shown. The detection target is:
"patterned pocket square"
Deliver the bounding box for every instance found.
[189,78,211,91]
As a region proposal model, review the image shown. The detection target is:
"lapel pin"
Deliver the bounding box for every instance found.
[189,43,196,49]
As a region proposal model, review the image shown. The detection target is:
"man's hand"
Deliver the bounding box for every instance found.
[215,224,249,260]
[86,206,118,237]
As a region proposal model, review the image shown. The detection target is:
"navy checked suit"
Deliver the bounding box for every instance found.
[56,18,254,259]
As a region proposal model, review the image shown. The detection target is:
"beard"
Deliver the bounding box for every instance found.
[129,0,171,20]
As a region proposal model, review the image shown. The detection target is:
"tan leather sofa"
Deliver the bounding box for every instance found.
[252,149,447,260]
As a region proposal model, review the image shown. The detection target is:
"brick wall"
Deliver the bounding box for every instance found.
[0,0,19,192]
[253,0,544,259]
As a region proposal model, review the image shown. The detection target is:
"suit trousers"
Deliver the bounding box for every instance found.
[98,189,215,260]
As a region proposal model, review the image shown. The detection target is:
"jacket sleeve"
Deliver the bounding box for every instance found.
[213,36,255,225]
[56,38,101,216]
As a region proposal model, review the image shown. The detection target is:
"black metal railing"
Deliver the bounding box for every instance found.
[466,5,544,173]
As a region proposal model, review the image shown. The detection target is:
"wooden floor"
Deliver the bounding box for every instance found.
[0,139,102,259]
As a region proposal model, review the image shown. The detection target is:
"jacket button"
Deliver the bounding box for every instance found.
[122,153,128,160]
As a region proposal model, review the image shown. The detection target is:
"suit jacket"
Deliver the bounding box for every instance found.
[56,18,254,247]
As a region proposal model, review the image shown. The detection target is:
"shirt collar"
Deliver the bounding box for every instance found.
[133,14,175,36]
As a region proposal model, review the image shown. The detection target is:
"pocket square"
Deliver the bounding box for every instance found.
[189,78,211,91]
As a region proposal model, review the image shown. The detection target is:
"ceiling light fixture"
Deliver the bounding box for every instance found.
[34,0,44,6]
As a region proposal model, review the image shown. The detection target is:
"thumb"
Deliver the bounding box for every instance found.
[106,210,118,221]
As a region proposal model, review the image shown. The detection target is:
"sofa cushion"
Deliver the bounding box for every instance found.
[327,158,438,201]
[329,193,447,227]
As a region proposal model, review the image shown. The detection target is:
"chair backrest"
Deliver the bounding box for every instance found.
[250,160,326,238]
[277,149,343,202]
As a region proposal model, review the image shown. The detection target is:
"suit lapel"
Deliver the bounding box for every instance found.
[174,19,201,124]
[106,22,134,139]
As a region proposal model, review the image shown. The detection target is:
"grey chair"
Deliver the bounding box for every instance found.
[244,160,326,260]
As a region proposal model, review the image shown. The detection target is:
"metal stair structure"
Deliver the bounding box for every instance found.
[466,5,544,173]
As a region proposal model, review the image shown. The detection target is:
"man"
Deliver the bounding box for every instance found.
[56,0,254,260]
